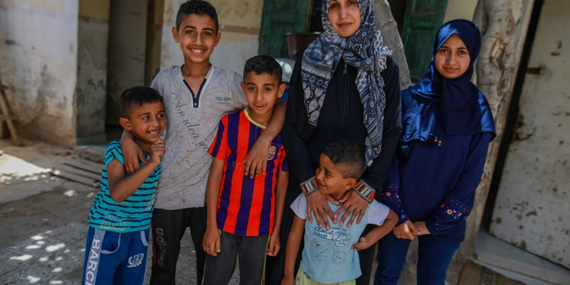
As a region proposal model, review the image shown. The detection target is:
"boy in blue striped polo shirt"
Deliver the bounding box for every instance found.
[82,86,166,285]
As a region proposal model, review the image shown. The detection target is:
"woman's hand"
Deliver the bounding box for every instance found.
[413,221,431,236]
[336,190,369,227]
[306,191,335,230]
[393,220,418,240]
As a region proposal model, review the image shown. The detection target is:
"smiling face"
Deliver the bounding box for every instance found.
[241,72,284,126]
[434,34,471,79]
[120,102,165,150]
[172,13,220,66]
[315,153,356,200]
[327,0,361,38]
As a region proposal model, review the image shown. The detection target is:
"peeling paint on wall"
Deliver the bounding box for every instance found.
[0,1,78,147]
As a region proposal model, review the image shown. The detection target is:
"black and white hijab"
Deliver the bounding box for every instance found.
[301,0,392,165]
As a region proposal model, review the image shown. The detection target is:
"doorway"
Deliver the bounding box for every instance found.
[100,0,163,144]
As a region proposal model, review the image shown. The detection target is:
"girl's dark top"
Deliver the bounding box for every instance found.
[380,19,496,243]
[381,84,495,244]
[282,50,401,201]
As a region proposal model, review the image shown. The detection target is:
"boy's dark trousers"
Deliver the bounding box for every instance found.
[202,231,269,285]
[150,207,207,285]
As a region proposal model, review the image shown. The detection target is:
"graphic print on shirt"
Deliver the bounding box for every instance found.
[170,92,203,146]
[268,145,277,160]
[309,226,351,265]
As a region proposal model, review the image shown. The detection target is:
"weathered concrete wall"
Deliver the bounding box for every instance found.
[160,0,263,75]
[490,0,570,269]
[76,0,110,144]
[443,0,478,22]
[0,0,78,148]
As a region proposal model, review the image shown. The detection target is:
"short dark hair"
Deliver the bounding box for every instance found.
[322,140,365,179]
[119,86,163,118]
[176,0,219,32]
[243,55,283,84]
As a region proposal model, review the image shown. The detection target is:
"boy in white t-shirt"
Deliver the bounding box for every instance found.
[282,140,398,285]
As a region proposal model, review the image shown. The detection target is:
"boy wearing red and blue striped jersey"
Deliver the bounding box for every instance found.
[202,55,289,285]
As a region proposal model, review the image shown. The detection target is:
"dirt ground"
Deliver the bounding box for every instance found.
[0,138,218,284]
[0,139,89,248]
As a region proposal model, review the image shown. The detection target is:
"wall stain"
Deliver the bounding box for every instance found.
[525,210,537,217]
[513,114,534,141]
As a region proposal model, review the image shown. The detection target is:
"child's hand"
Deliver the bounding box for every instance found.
[149,139,165,165]
[352,236,375,251]
[266,234,281,256]
[393,220,417,240]
[281,275,295,285]
[243,136,270,178]
[202,227,221,256]
[413,221,431,236]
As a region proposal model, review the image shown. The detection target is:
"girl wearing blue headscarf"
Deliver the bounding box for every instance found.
[374,19,496,285]
[268,0,402,284]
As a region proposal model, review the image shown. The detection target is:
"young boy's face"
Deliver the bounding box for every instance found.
[316,153,354,198]
[120,102,166,145]
[172,13,220,66]
[240,72,285,122]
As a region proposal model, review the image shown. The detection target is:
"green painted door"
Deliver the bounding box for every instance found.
[401,0,448,82]
[259,0,313,58]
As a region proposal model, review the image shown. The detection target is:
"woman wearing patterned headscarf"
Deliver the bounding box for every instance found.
[374,19,496,285]
[268,0,401,284]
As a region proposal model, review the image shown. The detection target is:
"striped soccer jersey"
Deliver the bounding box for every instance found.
[88,141,160,233]
[209,109,288,236]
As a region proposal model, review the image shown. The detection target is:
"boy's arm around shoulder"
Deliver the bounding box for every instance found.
[244,98,286,178]
[267,169,289,257]
[351,208,398,251]
[203,157,225,256]
[120,130,147,175]
[108,140,164,203]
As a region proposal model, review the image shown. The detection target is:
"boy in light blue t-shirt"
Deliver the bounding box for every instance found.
[82,86,165,285]
[282,140,398,285]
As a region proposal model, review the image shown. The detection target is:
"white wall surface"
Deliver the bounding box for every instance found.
[443,0,478,22]
[490,0,570,269]
[0,0,78,147]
